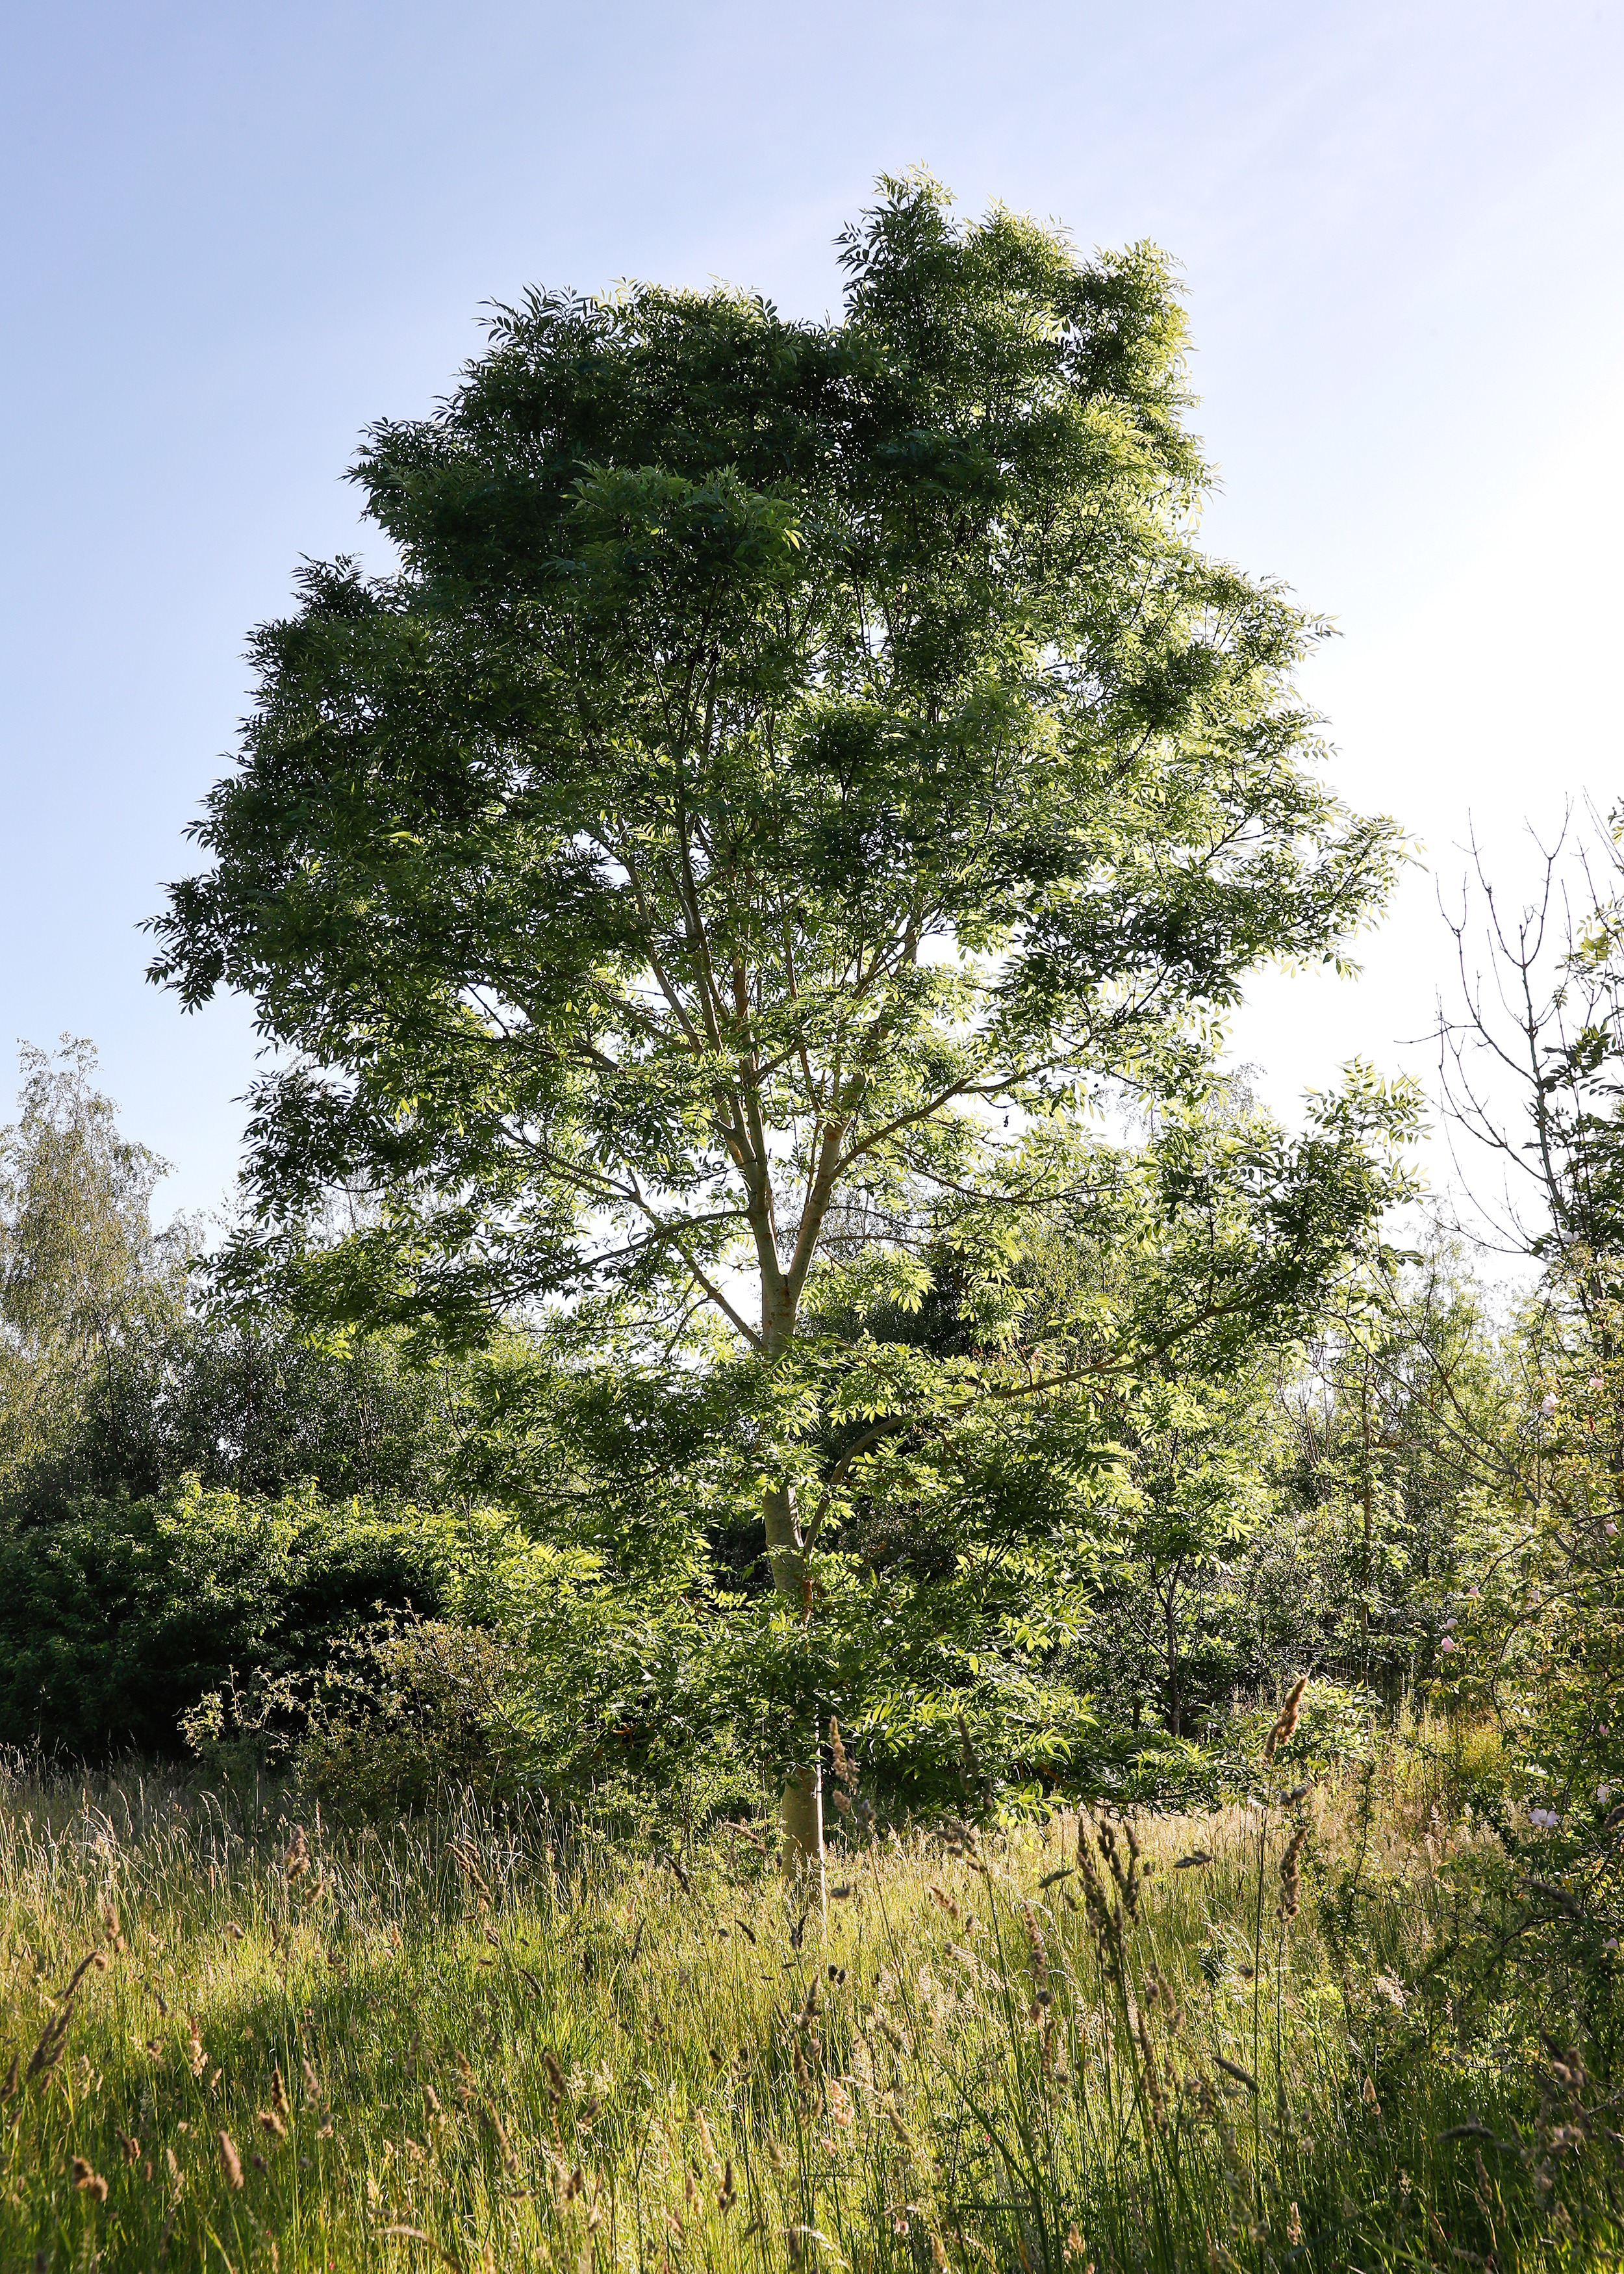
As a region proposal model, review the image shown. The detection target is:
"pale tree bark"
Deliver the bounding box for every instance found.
[759,1244,826,1909]
[764,1478,826,1917]
[675,826,863,1904]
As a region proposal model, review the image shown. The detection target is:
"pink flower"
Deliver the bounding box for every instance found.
[1440,1636,1458,1653]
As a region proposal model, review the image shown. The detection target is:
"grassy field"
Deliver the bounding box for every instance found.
[0,1741,1618,2271]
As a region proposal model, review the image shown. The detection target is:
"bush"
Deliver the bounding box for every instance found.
[0,1478,527,1759]
[184,1612,534,1816]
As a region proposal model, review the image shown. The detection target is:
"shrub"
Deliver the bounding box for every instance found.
[0,1478,526,1759]
[184,1612,534,1816]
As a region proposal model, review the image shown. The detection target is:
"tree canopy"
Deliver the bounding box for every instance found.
[150,175,1397,1359]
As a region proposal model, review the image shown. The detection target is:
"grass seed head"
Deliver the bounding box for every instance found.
[1023,1903,1050,1992]
[1279,1825,1308,1919]
[830,1718,858,1795]
[1475,2145,1494,2210]
[219,2131,244,2189]
[25,2002,73,2086]
[1264,1677,1308,1763]
[70,2156,108,2201]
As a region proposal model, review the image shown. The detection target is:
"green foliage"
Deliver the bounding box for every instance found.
[1254,1240,1514,1696]
[16,222,1624,2274]
[0,1480,525,1760]
[1427,1261,1624,1999]
[0,1038,184,1513]
[147,172,1398,1375]
[10,1309,492,1521]
[187,1612,535,1818]
[0,1038,498,1524]
[1074,1369,1279,1744]
[141,177,1419,1864]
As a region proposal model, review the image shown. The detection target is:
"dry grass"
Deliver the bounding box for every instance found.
[0,1748,1613,2270]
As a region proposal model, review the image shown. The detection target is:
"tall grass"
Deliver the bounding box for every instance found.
[0,1743,1616,2270]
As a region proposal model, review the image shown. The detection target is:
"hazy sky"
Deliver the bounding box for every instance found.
[3,0,1620,1219]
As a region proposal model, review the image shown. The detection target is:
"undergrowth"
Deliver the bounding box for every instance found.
[1,1731,1620,2271]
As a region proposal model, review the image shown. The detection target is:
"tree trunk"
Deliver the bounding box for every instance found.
[1163,1570,1182,1737]
[779,1757,826,1914]
[1360,1367,1373,1662]
[765,1477,826,1913]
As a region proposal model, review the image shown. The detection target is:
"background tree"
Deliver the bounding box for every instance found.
[1440,806,1624,1279]
[0,1038,181,1511]
[1261,1245,1512,1691]
[1090,1369,1277,1742]
[150,175,1402,1887]
[0,1042,492,1522]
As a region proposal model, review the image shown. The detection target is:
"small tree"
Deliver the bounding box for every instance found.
[1439,806,1624,1280]
[151,177,1401,1885]
[1102,1371,1276,1740]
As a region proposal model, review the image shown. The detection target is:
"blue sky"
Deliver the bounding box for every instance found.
[2,0,1620,1217]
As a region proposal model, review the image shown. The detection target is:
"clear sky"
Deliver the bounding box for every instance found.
[3,0,1620,1220]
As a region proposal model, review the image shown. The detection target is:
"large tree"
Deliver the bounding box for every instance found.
[151,175,1400,1883]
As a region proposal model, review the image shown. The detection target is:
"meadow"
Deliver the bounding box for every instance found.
[3,1723,1616,2273]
